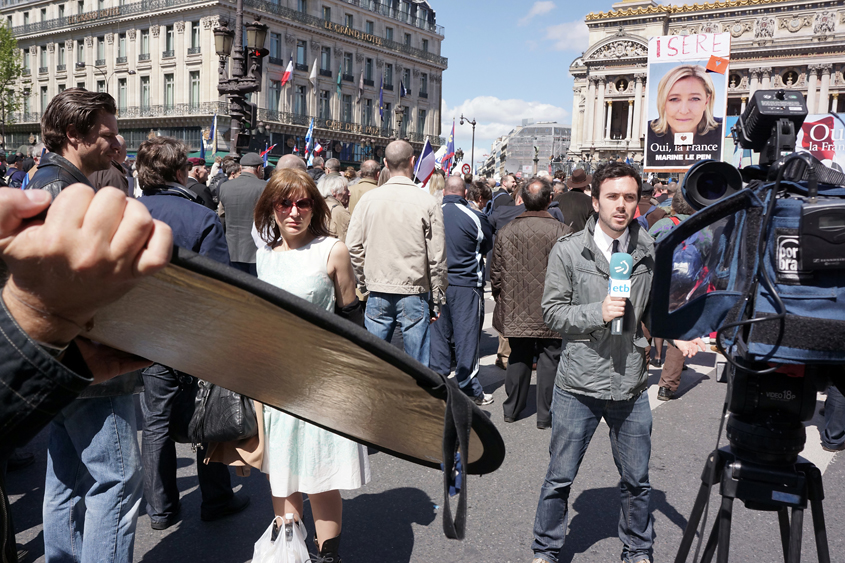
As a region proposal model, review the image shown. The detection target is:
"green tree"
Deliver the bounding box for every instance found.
[0,24,23,150]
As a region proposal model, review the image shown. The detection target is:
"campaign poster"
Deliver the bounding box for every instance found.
[645,33,731,171]
[795,113,845,173]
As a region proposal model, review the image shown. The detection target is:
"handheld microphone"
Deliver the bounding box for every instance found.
[608,252,633,335]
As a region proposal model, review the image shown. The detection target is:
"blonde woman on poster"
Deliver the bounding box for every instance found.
[647,65,723,167]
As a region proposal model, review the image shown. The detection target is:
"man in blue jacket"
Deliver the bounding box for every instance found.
[430,176,495,405]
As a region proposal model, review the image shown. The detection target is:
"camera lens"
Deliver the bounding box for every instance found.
[697,171,728,201]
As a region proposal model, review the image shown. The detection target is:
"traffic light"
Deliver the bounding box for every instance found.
[247,47,270,84]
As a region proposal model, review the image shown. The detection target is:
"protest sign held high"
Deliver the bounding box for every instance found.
[645,33,731,171]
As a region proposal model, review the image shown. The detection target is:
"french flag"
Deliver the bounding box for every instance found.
[413,138,436,187]
[280,55,294,87]
[313,141,323,155]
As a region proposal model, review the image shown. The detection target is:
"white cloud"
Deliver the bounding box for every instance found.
[519,1,556,26]
[440,96,570,169]
[544,20,590,52]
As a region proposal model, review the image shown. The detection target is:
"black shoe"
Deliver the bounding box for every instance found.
[201,493,250,522]
[657,387,673,401]
[536,421,551,430]
[504,415,515,423]
[7,450,35,472]
[150,503,181,531]
[650,358,664,368]
[17,545,28,562]
[312,534,342,563]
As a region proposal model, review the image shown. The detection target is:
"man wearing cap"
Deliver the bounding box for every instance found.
[186,157,215,210]
[2,155,27,188]
[218,152,265,275]
[554,169,594,232]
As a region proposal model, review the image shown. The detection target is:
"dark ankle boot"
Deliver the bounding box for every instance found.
[315,534,341,563]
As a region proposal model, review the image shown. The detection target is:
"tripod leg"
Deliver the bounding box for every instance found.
[805,466,831,563]
[777,508,790,563]
[676,451,723,563]
[716,496,734,563]
[787,507,803,563]
[699,514,721,563]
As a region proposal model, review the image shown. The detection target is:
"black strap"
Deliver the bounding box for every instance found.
[441,379,472,540]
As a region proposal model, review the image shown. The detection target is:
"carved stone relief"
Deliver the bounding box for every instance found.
[151,26,160,38]
[128,29,136,40]
[29,46,37,55]
[47,43,55,53]
[106,33,114,44]
[65,40,73,50]
[375,57,383,68]
[202,16,221,29]
[814,11,836,35]
[728,21,751,37]
[355,53,364,63]
[778,15,811,33]
[175,21,185,33]
[699,22,722,34]
[284,32,296,45]
[587,40,647,60]
[754,16,775,38]
[412,68,420,78]
[85,36,93,46]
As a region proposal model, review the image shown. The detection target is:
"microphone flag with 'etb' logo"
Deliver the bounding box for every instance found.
[609,252,633,335]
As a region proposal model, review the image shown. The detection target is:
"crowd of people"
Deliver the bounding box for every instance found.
[1,87,840,563]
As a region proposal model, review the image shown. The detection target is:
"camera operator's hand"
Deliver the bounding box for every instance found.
[75,337,152,385]
[602,295,626,324]
[0,185,172,348]
[673,338,707,358]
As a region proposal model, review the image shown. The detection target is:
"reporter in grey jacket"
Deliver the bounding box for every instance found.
[531,162,704,563]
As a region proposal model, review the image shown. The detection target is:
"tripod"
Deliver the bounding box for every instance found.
[674,447,830,563]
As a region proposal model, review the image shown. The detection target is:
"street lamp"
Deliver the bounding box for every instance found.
[215,0,269,156]
[87,65,135,92]
[459,114,476,175]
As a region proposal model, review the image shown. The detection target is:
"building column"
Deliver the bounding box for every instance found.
[584,77,596,145]
[761,67,772,89]
[604,100,613,140]
[806,65,819,114]
[748,68,760,97]
[741,96,747,113]
[570,84,581,152]
[625,99,634,140]
[631,73,644,141]
[833,93,840,113]
[594,78,605,143]
[818,64,832,114]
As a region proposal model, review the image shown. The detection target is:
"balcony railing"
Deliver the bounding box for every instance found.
[363,78,374,87]
[342,73,354,82]
[319,68,332,78]
[39,66,48,73]
[268,56,284,66]
[162,50,174,58]
[118,102,227,118]
[419,91,427,98]
[384,84,393,91]
[337,0,444,36]
[95,59,105,66]
[139,53,150,61]
[294,62,308,72]
[56,64,66,71]
[116,56,127,64]
[188,46,201,54]
[243,0,448,68]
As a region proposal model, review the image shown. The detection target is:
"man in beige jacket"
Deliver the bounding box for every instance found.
[348,159,380,213]
[346,140,447,366]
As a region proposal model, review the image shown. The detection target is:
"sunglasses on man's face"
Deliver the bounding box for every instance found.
[275,197,314,212]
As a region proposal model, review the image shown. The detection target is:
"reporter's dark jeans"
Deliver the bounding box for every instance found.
[140,366,234,525]
[823,384,845,450]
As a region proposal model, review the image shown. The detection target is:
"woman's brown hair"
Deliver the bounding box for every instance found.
[254,168,331,247]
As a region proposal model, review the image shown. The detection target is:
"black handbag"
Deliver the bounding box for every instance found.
[169,371,258,445]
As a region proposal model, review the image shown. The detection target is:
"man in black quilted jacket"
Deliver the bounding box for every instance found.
[491,176,572,428]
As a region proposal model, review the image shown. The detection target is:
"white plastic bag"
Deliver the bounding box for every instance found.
[252,514,311,563]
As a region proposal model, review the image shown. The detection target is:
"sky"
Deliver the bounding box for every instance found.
[433,0,675,172]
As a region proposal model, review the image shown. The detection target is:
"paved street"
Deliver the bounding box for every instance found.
[8,287,845,562]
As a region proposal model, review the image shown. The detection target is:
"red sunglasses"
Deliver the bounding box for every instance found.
[275,197,314,212]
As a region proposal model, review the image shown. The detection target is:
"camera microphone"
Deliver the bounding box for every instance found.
[609,252,633,335]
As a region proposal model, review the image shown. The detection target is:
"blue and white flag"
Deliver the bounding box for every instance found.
[210,111,217,157]
[304,117,315,158]
[399,80,408,98]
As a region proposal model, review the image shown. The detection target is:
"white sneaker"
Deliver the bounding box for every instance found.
[473,393,494,406]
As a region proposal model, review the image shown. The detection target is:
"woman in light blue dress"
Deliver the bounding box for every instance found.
[253,168,369,563]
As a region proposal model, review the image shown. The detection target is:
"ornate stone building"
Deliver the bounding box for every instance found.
[3,0,446,160]
[568,0,844,163]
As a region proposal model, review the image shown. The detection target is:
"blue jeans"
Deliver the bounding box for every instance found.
[365,292,431,366]
[44,396,142,563]
[823,384,845,450]
[532,387,653,563]
[430,285,485,398]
